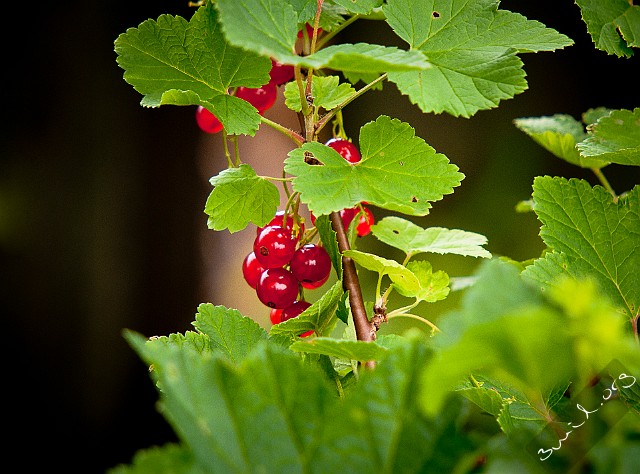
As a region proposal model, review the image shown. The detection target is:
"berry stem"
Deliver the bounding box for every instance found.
[330,211,376,369]
[316,14,361,50]
[221,131,235,168]
[591,167,617,201]
[260,116,305,146]
[316,73,388,135]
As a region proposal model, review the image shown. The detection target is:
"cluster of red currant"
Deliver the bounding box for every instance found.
[242,211,331,336]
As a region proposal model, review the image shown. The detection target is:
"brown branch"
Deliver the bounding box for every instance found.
[329,211,376,369]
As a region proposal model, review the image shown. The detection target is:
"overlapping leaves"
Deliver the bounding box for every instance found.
[576,0,640,57]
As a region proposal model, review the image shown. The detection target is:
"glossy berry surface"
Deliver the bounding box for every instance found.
[242,252,265,289]
[300,273,329,290]
[325,138,361,164]
[341,206,374,237]
[253,225,298,268]
[290,244,332,286]
[195,106,223,133]
[257,210,303,239]
[281,301,314,337]
[236,82,277,113]
[269,308,283,325]
[269,59,295,86]
[256,268,299,309]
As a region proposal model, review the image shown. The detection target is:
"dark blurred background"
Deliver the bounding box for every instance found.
[1,1,638,472]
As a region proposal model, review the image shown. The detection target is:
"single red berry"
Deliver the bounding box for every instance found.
[236,82,277,113]
[256,268,299,309]
[290,244,332,287]
[257,210,304,239]
[297,23,322,39]
[341,206,374,237]
[269,308,283,325]
[254,225,298,268]
[301,273,329,289]
[242,252,265,289]
[325,137,361,164]
[281,300,311,322]
[269,59,295,86]
[195,106,223,134]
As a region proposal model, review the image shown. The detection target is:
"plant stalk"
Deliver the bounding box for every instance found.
[330,211,376,369]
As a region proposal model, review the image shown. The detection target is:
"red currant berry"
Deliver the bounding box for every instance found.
[236,82,277,113]
[257,210,304,239]
[290,244,331,287]
[254,225,298,268]
[341,206,374,237]
[301,273,329,289]
[269,59,295,86]
[242,252,265,289]
[256,268,299,309]
[195,106,223,134]
[269,308,283,325]
[325,137,361,164]
[281,300,314,336]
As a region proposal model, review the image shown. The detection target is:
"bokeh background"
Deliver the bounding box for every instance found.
[2,1,638,472]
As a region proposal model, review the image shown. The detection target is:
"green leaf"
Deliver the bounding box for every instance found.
[269,280,344,338]
[114,4,270,135]
[290,337,388,361]
[216,0,429,73]
[514,114,608,168]
[332,0,383,15]
[192,304,268,363]
[577,107,640,166]
[383,0,573,117]
[205,164,280,233]
[525,177,640,320]
[343,249,421,293]
[314,214,342,277]
[402,260,450,302]
[284,75,356,112]
[285,116,463,215]
[576,0,640,57]
[371,216,491,258]
[107,444,204,474]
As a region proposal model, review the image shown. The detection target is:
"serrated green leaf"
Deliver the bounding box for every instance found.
[192,304,268,363]
[205,164,280,233]
[582,107,614,125]
[383,0,573,117]
[107,443,203,474]
[314,214,342,277]
[216,0,429,73]
[576,0,640,57]
[514,114,608,168]
[371,216,491,258]
[114,4,270,136]
[290,337,388,361]
[577,107,640,166]
[270,280,344,337]
[343,249,421,294]
[403,260,450,302]
[526,177,640,320]
[457,385,505,417]
[284,75,356,112]
[332,0,383,15]
[285,116,463,215]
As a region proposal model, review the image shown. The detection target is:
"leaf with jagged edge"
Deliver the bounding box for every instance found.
[205,164,280,233]
[284,75,356,112]
[215,0,430,72]
[114,3,271,136]
[343,249,421,294]
[285,116,463,216]
[192,304,268,363]
[383,0,574,117]
[577,107,640,166]
[576,0,640,57]
[402,260,450,302]
[371,216,491,258]
[314,214,342,277]
[514,114,608,169]
[269,280,344,339]
[524,177,640,321]
[290,337,389,361]
[107,443,204,474]
[332,0,383,15]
